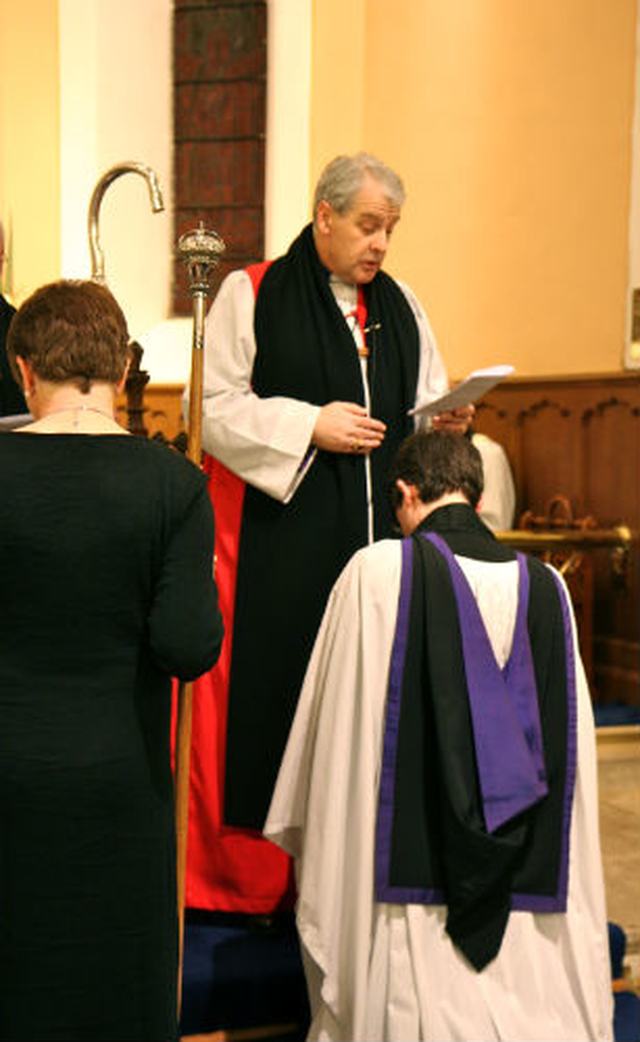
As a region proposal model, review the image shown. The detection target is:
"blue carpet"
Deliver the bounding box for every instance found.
[594,703,640,727]
[609,922,640,1042]
[615,992,640,1042]
[180,911,309,1039]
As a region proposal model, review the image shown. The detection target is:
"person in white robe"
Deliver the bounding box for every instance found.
[472,431,516,531]
[265,430,613,1042]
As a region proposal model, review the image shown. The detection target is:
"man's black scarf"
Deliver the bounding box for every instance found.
[375,505,577,970]
[224,225,421,828]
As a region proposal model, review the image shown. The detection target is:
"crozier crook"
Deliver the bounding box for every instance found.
[88,162,165,283]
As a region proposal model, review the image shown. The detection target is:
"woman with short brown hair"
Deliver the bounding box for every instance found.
[0,279,224,1041]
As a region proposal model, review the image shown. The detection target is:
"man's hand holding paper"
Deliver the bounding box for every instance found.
[432,403,476,434]
[411,365,515,431]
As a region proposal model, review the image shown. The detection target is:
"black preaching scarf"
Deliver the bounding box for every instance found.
[375,504,577,971]
[224,225,420,828]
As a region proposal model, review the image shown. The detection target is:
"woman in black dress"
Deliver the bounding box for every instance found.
[0,280,224,1041]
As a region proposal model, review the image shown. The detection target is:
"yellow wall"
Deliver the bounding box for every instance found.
[311,0,367,165]
[0,0,60,301]
[311,0,638,377]
[1,1,636,378]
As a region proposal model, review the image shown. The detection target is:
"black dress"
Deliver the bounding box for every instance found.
[0,432,224,1042]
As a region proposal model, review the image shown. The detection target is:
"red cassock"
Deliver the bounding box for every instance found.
[179,453,296,913]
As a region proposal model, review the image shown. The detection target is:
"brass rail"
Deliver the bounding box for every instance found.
[496,526,637,551]
[496,525,637,580]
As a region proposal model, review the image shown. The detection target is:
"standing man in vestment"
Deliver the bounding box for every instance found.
[184,153,473,914]
[265,430,613,1042]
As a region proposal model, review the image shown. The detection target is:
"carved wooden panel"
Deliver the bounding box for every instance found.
[116,384,186,443]
[475,372,640,706]
[582,395,639,526]
[517,398,581,515]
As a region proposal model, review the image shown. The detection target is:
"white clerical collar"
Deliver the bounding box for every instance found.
[328,275,357,308]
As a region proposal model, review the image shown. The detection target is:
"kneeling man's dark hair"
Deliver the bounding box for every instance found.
[387,430,484,513]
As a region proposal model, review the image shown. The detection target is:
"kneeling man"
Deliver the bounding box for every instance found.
[265,431,612,1042]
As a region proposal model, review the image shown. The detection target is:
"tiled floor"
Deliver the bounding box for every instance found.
[597,726,640,985]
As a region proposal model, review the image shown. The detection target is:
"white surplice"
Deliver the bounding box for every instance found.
[472,432,517,532]
[264,541,613,1042]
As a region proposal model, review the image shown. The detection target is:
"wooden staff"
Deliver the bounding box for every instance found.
[175,223,225,1011]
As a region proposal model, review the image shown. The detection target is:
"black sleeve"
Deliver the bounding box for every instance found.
[148,477,224,680]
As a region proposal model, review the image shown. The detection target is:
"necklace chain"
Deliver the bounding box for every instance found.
[38,405,117,430]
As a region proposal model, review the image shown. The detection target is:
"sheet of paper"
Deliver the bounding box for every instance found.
[409,365,514,418]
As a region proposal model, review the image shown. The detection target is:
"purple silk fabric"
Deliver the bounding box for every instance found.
[423,532,548,834]
[375,535,577,912]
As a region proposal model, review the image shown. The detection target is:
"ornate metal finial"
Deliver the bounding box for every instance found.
[177,222,226,297]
